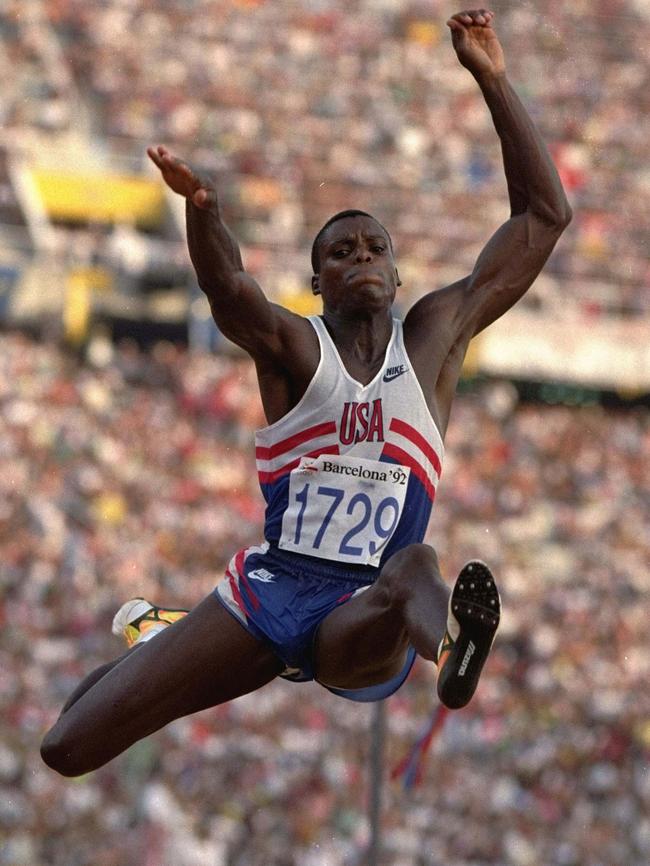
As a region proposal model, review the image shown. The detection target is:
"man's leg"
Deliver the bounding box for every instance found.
[314,544,499,708]
[41,594,284,777]
[55,600,191,714]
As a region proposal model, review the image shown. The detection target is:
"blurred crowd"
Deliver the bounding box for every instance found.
[1,0,649,315]
[1,331,650,865]
[2,1,650,863]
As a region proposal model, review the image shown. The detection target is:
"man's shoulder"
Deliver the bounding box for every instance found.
[403,277,471,333]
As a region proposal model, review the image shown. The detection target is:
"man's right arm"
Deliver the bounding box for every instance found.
[147,145,305,361]
[184,195,282,355]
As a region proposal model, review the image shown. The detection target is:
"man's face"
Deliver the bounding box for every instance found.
[312,215,399,315]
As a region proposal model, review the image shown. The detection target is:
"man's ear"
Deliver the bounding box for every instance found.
[312,274,321,295]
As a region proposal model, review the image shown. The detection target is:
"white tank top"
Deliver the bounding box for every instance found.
[255,316,444,569]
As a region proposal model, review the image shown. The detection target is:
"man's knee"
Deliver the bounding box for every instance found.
[41,712,110,777]
[40,720,92,778]
[379,543,443,604]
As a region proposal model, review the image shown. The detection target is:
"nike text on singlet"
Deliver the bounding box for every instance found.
[255,317,445,567]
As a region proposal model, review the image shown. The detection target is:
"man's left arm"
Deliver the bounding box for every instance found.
[407,9,572,347]
[404,9,571,434]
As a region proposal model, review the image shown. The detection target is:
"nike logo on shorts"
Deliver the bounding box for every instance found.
[248,568,276,583]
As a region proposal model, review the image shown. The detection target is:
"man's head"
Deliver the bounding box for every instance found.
[311,210,394,273]
[311,210,400,313]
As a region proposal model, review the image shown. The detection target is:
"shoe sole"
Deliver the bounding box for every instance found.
[437,561,500,710]
[111,598,153,637]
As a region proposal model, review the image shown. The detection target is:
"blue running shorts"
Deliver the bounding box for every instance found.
[214,542,416,703]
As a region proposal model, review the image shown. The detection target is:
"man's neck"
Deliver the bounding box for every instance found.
[322,309,393,368]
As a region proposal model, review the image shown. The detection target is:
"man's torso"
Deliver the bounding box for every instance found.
[255,316,445,569]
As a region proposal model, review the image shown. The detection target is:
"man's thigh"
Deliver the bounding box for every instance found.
[48,594,283,774]
[313,580,410,690]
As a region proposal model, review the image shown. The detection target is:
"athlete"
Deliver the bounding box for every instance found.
[41,9,571,777]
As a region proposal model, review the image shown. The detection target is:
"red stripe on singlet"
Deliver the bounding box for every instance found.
[382,443,436,502]
[389,418,442,478]
[257,444,340,485]
[256,421,337,461]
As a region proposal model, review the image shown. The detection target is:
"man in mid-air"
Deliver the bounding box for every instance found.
[42,9,571,777]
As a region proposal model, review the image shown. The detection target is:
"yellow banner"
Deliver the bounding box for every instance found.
[31,169,164,226]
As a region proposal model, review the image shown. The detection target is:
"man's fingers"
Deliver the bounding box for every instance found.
[146,145,214,206]
[448,9,495,28]
[447,9,496,50]
[146,146,164,169]
[147,145,194,180]
[447,18,469,47]
[147,145,181,172]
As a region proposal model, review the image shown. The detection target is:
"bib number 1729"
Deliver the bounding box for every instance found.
[289,483,401,562]
[279,453,410,565]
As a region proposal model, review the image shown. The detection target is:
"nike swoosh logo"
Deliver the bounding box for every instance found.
[382,366,409,382]
[247,569,275,583]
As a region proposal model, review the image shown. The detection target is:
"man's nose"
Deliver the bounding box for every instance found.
[355,247,372,263]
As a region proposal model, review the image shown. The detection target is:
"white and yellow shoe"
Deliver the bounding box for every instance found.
[111,598,188,649]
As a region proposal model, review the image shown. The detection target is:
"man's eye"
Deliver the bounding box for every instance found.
[372,246,385,254]
[333,249,349,258]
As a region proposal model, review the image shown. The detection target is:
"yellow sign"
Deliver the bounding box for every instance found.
[31,169,164,226]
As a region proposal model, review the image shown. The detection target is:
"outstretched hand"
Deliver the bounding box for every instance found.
[147,145,216,209]
[447,9,505,81]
